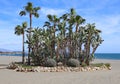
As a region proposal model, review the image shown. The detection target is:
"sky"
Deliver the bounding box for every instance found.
[0,0,120,53]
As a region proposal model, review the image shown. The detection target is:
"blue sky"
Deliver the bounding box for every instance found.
[0,0,120,53]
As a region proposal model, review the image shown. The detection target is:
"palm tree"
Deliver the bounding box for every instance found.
[46,14,60,58]
[84,23,103,65]
[19,2,40,65]
[59,13,68,38]
[73,14,85,59]
[75,15,85,32]
[43,21,53,58]
[66,8,76,58]
[91,29,103,55]
[30,28,44,65]
[15,22,27,64]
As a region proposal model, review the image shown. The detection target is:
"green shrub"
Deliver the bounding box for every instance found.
[45,59,57,67]
[91,63,104,67]
[105,63,111,67]
[81,62,87,67]
[67,58,80,67]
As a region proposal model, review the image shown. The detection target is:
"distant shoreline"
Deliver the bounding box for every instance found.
[0,56,120,60]
[1,53,120,60]
[0,52,22,54]
[0,53,119,57]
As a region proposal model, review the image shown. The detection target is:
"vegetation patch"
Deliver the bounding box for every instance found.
[90,63,104,67]
[7,62,111,72]
[45,59,57,67]
[14,2,104,67]
[67,58,80,67]
[12,1,107,73]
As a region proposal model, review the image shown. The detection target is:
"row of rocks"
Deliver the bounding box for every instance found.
[14,65,111,72]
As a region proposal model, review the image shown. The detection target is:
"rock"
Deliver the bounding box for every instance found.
[64,68,68,72]
[92,68,96,71]
[83,68,87,72]
[57,62,63,66]
[86,67,91,71]
[108,66,112,70]
[15,68,20,72]
[33,68,37,72]
[46,69,50,72]
[13,64,111,72]
[44,67,48,70]
[61,66,64,70]
[100,65,107,70]
[94,67,100,70]
[7,62,18,69]
[81,67,85,71]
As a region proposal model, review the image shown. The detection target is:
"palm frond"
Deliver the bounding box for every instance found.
[19,11,26,16]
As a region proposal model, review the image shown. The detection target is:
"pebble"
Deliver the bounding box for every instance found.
[8,64,111,72]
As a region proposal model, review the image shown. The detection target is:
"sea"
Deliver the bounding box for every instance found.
[94,53,120,60]
[0,53,120,60]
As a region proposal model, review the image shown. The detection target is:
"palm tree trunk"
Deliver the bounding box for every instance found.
[51,24,56,58]
[76,23,79,32]
[87,43,90,65]
[22,32,25,64]
[28,14,32,65]
[91,44,99,55]
[69,41,73,58]
[79,43,82,54]
[85,36,91,65]
[30,14,32,31]
[56,42,60,61]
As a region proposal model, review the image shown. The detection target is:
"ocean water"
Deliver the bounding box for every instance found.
[94,53,120,60]
[0,53,28,56]
[0,53,120,60]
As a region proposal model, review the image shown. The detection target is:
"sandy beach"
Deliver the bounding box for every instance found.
[0,56,120,84]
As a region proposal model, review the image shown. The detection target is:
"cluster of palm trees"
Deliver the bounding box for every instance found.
[15,2,103,66]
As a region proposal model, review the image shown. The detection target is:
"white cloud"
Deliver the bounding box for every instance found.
[97,15,120,35]
[83,14,120,53]
[84,14,120,35]
[41,7,66,16]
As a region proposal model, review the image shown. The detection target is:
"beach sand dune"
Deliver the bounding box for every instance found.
[0,56,120,84]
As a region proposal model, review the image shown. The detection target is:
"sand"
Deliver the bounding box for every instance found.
[0,56,120,84]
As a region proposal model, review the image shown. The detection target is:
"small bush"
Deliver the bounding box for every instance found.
[91,63,104,67]
[105,63,111,68]
[81,62,87,67]
[67,58,80,67]
[90,63,111,68]
[45,59,57,67]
